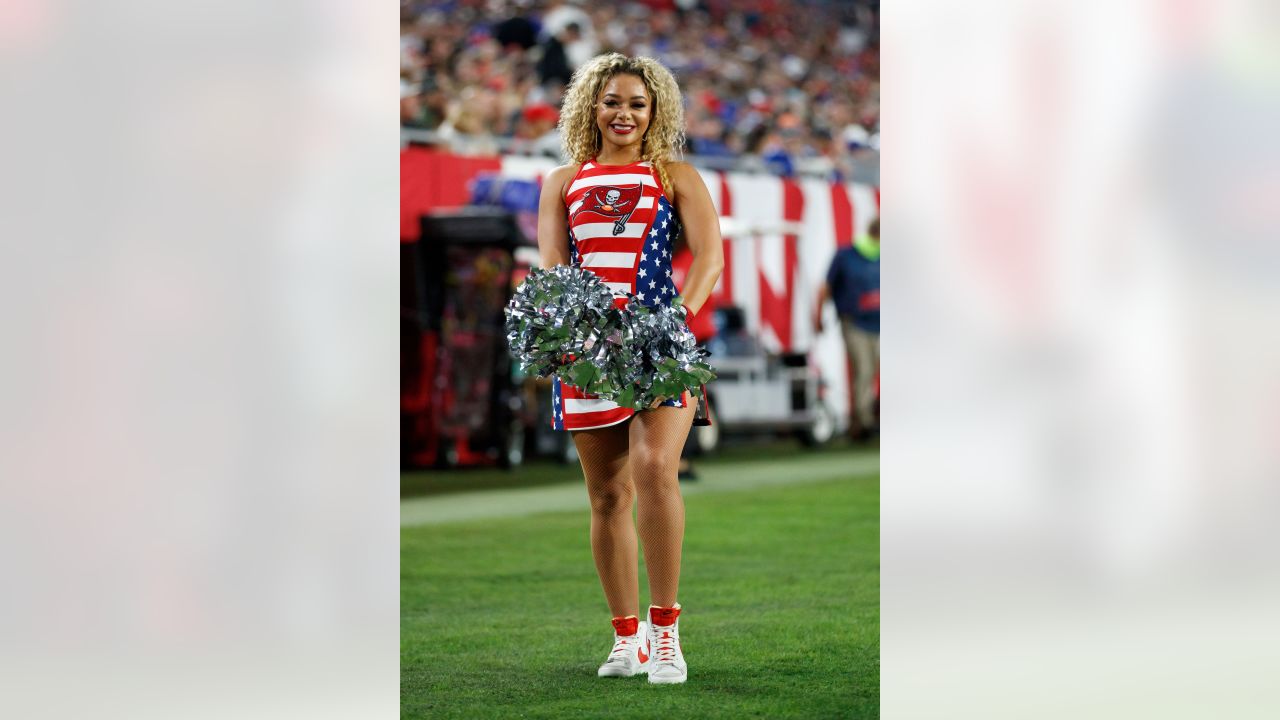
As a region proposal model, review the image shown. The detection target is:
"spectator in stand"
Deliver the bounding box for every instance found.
[437,87,501,156]
[401,72,423,126]
[813,217,880,441]
[492,13,539,52]
[509,103,563,159]
[401,67,450,129]
[541,0,598,69]
[537,21,580,88]
[686,115,734,159]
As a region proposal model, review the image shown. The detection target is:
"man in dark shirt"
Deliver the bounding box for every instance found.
[536,22,580,88]
[814,217,880,439]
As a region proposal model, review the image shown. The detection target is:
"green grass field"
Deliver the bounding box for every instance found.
[401,450,879,719]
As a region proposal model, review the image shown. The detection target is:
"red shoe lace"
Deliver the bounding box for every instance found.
[607,634,639,661]
[652,628,678,663]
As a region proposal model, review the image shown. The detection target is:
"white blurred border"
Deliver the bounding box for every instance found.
[0,2,397,717]
[885,0,1280,717]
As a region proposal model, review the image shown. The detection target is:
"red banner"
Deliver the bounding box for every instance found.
[400,146,501,242]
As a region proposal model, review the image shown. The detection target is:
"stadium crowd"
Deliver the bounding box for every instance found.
[401,0,880,179]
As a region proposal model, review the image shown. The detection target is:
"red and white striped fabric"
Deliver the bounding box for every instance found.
[552,159,688,431]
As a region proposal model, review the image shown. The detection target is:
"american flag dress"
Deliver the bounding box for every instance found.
[552,158,689,431]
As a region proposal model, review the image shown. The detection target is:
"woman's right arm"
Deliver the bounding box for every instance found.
[537,164,577,268]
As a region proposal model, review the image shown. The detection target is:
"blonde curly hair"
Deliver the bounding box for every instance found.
[558,53,685,194]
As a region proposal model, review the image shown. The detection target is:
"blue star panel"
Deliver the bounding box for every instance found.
[634,196,680,306]
[552,382,564,430]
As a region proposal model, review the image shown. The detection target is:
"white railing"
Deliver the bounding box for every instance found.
[401,127,880,185]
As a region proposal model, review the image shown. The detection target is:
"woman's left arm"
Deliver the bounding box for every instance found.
[670,162,725,316]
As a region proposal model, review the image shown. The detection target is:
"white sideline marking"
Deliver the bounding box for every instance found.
[401,452,879,527]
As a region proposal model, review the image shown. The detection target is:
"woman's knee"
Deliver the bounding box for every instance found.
[588,483,634,516]
[631,447,679,491]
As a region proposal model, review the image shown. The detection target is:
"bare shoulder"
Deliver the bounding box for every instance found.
[667,161,708,195]
[667,161,712,201]
[544,163,582,200]
[667,161,703,182]
[546,162,581,182]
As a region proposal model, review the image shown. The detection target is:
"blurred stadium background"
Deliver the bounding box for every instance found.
[402,0,880,469]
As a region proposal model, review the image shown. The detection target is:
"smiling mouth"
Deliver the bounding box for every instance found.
[609,124,636,134]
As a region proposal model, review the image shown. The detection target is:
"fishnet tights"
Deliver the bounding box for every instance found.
[572,400,696,616]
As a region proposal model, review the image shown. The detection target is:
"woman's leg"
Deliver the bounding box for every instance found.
[572,423,638,618]
[629,400,697,607]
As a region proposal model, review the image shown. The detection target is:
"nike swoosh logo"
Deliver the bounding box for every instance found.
[638,641,649,663]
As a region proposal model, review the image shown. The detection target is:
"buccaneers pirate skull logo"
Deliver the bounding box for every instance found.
[573,184,643,235]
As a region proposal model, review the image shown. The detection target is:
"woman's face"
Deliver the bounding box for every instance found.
[595,73,652,153]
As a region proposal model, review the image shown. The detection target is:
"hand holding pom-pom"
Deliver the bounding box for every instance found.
[608,296,715,410]
[504,266,617,379]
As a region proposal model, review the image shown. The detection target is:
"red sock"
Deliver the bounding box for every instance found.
[649,606,680,627]
[612,615,639,636]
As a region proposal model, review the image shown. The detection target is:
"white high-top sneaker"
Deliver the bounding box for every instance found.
[597,615,650,677]
[646,604,687,684]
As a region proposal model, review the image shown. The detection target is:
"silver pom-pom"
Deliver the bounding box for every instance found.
[503,265,617,378]
[505,267,716,410]
[611,297,716,408]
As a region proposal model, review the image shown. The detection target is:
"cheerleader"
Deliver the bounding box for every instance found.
[536,53,724,684]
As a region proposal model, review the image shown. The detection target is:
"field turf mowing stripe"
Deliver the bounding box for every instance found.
[401,472,879,719]
[402,450,879,527]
